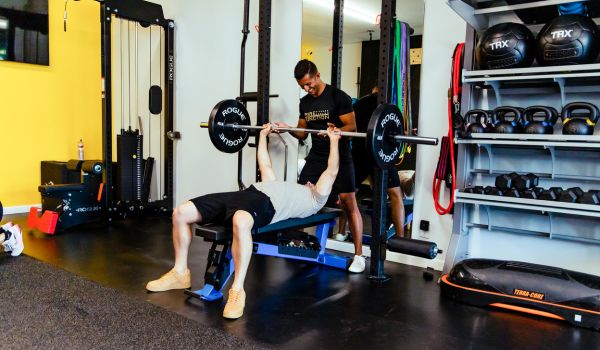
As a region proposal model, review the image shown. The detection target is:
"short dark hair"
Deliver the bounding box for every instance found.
[294,59,318,80]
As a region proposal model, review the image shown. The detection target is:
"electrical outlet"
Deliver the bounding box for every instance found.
[410,48,422,65]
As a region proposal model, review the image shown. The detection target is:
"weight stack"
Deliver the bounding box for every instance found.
[116,130,143,202]
[440,259,600,330]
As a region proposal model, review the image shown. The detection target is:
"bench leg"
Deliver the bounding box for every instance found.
[186,241,234,301]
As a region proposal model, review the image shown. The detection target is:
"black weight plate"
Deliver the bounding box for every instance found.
[208,99,250,153]
[367,103,404,169]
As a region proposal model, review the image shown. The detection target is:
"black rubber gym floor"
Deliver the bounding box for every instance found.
[4,213,600,349]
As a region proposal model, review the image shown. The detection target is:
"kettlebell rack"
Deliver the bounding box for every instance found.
[444,1,600,276]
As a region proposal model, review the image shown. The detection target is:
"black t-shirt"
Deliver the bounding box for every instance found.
[351,93,378,163]
[299,85,353,162]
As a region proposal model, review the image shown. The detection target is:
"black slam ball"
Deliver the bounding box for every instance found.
[537,14,600,66]
[476,22,535,69]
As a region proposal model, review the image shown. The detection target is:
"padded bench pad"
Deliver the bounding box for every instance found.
[194,207,341,242]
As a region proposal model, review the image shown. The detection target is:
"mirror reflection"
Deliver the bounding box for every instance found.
[299,0,425,242]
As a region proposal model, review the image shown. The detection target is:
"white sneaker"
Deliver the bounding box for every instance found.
[334,231,349,241]
[348,255,366,273]
[2,224,24,257]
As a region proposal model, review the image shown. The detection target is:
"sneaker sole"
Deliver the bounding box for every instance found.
[223,309,244,319]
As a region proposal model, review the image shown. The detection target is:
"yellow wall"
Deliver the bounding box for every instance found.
[0,0,101,207]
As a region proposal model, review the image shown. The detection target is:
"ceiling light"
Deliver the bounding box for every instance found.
[304,0,378,24]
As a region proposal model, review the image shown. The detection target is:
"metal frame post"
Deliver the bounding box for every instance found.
[370,0,396,282]
[256,0,272,182]
[331,0,344,89]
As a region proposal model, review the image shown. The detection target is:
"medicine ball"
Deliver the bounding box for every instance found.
[536,14,600,66]
[476,22,535,69]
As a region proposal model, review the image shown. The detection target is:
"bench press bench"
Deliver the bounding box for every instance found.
[185,207,352,301]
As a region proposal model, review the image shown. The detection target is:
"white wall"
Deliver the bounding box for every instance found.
[409,0,466,270]
[307,42,362,99]
[157,0,303,204]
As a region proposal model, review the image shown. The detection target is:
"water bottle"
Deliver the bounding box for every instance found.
[78,139,84,160]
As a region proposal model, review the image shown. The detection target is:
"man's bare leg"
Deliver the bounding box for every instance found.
[224,210,254,319]
[387,187,405,238]
[172,201,201,274]
[230,210,254,291]
[146,201,199,292]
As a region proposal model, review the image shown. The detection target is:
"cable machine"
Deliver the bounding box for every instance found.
[97,0,175,219]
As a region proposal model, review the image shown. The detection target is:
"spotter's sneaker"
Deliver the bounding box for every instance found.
[146,269,191,292]
[2,224,24,257]
[348,255,366,273]
[223,288,246,319]
[334,231,349,241]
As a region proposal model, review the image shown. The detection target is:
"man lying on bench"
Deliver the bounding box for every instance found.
[146,124,341,319]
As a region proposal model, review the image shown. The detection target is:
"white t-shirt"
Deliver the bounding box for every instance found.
[253,181,329,224]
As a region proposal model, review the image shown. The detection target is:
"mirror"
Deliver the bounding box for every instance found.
[299,0,425,166]
[0,0,49,65]
[300,0,425,237]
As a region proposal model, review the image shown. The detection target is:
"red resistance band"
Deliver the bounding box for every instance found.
[433,43,464,215]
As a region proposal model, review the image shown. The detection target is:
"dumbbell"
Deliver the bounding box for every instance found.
[484,186,504,196]
[504,188,521,198]
[521,187,543,199]
[577,190,600,205]
[514,173,539,192]
[539,187,563,201]
[463,186,485,194]
[495,172,520,191]
[558,187,584,203]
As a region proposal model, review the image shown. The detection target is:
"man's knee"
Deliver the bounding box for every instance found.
[173,202,201,225]
[232,211,254,233]
[339,193,360,213]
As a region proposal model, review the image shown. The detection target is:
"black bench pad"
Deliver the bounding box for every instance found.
[194,207,341,242]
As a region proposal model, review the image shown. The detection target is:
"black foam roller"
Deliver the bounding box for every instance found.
[387,237,438,259]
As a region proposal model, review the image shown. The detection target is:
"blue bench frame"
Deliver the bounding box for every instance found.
[185,208,351,301]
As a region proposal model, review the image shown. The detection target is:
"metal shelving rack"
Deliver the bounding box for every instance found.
[447,0,590,30]
[443,1,600,275]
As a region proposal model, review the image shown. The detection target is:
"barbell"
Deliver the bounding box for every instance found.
[200,99,438,169]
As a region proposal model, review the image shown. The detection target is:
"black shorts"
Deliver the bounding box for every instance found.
[189,185,275,229]
[299,156,355,206]
[353,155,401,189]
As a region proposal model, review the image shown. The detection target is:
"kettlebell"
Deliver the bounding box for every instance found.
[561,102,600,135]
[523,106,559,134]
[492,106,523,133]
[463,109,493,137]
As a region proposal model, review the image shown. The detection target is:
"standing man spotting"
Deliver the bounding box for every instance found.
[274,59,365,273]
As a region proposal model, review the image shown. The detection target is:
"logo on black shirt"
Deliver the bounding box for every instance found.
[304,110,330,122]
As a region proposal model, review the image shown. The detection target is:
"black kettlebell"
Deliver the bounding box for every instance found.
[463,109,493,136]
[492,106,523,133]
[523,106,559,134]
[561,102,600,135]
